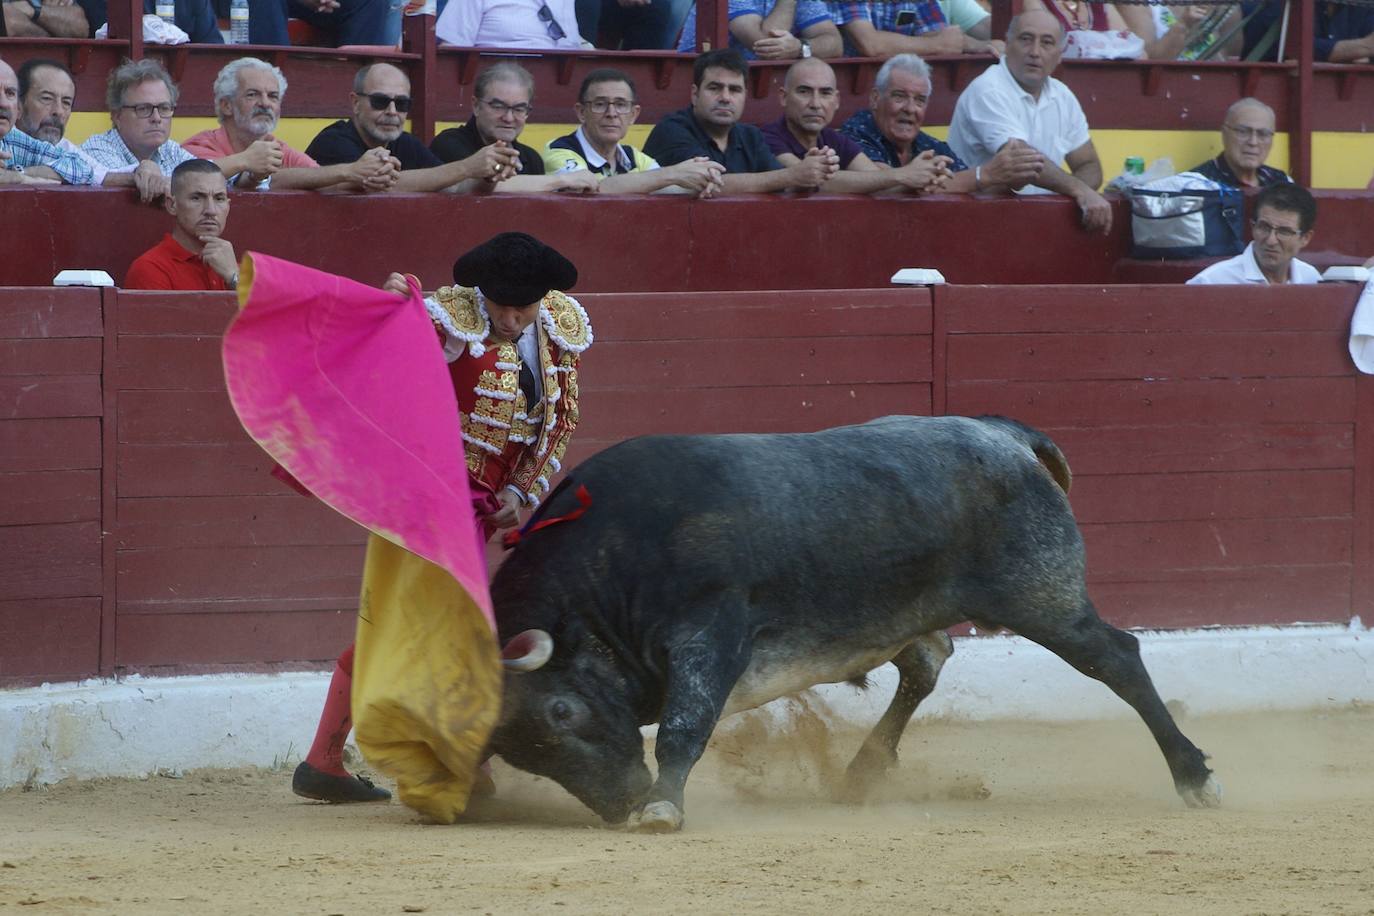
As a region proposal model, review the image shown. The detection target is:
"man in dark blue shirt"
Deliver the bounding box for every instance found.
[643,48,838,193]
[1243,0,1374,62]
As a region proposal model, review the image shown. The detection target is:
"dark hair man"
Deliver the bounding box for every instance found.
[125,159,240,291]
[1188,183,1321,286]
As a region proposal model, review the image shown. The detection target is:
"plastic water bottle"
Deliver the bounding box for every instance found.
[230,0,250,44]
[155,0,176,25]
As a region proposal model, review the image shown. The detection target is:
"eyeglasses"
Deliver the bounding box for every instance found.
[885,90,927,108]
[363,92,412,113]
[538,2,567,41]
[1224,125,1275,142]
[580,99,634,114]
[480,98,533,117]
[1252,219,1302,241]
[120,103,175,119]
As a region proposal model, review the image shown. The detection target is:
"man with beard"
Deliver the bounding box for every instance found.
[185,58,400,193]
[0,56,94,187]
[125,159,240,291]
[306,63,531,193]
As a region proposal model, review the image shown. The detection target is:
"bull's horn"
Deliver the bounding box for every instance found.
[501,629,553,672]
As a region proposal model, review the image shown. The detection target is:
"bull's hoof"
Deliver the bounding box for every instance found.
[626,800,684,833]
[1180,775,1223,809]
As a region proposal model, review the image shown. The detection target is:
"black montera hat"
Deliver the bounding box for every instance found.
[452,232,578,307]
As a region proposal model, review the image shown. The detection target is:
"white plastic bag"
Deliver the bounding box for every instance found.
[1063,29,1146,60]
[1105,157,1175,193]
[94,14,191,45]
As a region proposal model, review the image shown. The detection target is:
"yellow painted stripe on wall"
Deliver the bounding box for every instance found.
[62,113,1374,189]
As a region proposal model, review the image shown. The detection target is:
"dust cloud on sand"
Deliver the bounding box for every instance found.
[2,702,1372,915]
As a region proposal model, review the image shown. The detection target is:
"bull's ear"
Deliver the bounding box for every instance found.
[501,629,554,673]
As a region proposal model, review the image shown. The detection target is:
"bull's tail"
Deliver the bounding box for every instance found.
[975,415,1072,495]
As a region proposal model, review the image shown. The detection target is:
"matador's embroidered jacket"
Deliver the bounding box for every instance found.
[425,285,593,507]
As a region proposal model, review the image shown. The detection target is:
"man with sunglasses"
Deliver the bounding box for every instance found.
[1189,98,1289,191]
[436,0,583,48]
[542,67,725,196]
[1187,183,1321,286]
[431,62,600,194]
[306,63,523,193]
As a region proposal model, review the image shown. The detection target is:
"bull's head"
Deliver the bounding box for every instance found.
[490,629,652,824]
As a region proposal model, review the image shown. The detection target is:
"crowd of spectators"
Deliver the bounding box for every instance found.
[1,2,1366,289]
[2,0,1372,63]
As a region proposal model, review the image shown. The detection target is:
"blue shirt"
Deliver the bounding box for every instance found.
[643,107,782,173]
[0,128,96,185]
[838,110,968,171]
[677,0,834,54]
[828,1,949,55]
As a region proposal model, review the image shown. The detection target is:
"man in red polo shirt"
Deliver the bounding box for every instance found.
[125,159,239,291]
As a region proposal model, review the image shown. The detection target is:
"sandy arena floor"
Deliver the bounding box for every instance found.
[2,702,1372,915]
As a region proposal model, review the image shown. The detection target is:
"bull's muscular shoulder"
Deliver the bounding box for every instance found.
[427,285,488,345]
[541,291,593,355]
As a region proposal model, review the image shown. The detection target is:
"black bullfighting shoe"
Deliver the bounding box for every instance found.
[291,761,392,803]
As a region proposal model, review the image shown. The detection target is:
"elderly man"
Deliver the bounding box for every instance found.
[835,53,1043,194]
[125,159,239,291]
[185,58,399,193]
[0,56,96,187]
[829,0,1005,58]
[305,63,530,193]
[643,48,837,192]
[1187,183,1321,286]
[430,62,599,194]
[677,0,844,58]
[436,0,583,47]
[0,56,105,188]
[1190,98,1289,190]
[948,10,1113,233]
[762,57,947,194]
[543,67,724,196]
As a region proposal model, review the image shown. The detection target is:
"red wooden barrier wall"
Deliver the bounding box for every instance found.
[6,188,1373,292]
[0,282,1366,687]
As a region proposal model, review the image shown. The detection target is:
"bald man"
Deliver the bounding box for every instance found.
[1190,98,1290,190]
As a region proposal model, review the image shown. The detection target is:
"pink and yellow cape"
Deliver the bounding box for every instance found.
[222,253,499,824]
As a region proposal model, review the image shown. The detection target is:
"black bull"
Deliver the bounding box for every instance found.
[487,415,1220,832]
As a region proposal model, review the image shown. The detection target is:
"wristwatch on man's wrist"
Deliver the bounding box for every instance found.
[799,38,812,58]
[28,0,43,23]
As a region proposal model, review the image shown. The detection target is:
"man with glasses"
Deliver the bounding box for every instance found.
[79,59,197,197]
[644,48,839,193]
[543,67,725,196]
[833,53,1042,194]
[431,62,599,194]
[436,0,583,48]
[306,63,524,193]
[1187,183,1321,286]
[1190,98,1289,190]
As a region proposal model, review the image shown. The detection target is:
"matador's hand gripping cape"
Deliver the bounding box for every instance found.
[221,252,499,824]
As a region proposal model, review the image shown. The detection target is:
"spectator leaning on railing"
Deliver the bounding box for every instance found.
[644,48,839,193]
[305,62,565,194]
[577,0,690,50]
[429,61,600,194]
[543,66,725,196]
[0,56,96,187]
[1243,0,1374,63]
[2,0,101,37]
[947,10,1112,234]
[836,53,1044,194]
[184,57,401,193]
[80,60,198,199]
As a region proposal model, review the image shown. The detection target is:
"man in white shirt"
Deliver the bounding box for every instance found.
[947,9,1112,234]
[1188,184,1322,286]
[436,0,583,48]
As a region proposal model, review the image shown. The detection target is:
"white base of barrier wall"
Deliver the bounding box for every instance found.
[3,622,1370,789]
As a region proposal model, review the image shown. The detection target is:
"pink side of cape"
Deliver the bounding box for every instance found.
[221,253,493,626]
